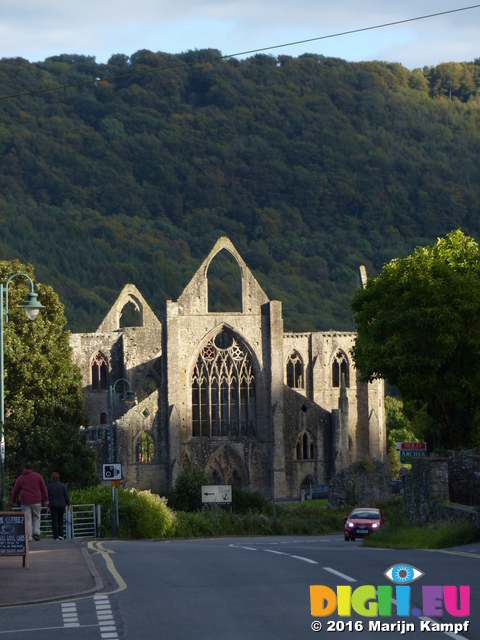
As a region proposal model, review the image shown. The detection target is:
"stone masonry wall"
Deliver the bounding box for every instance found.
[448,447,480,506]
[405,457,449,525]
[329,459,390,507]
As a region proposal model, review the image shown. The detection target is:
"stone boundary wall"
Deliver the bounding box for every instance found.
[448,446,480,506]
[405,458,448,525]
[329,459,390,508]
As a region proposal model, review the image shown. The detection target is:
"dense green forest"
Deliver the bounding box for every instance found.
[1,50,480,332]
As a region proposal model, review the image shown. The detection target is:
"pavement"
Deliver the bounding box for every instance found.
[0,537,103,608]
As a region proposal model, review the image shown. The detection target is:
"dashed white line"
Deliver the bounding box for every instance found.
[291,555,317,564]
[323,567,356,582]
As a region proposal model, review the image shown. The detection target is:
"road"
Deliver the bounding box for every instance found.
[0,535,478,639]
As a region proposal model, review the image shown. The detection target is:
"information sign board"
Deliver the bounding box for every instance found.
[0,512,29,568]
[400,442,426,452]
[399,450,426,464]
[201,485,232,505]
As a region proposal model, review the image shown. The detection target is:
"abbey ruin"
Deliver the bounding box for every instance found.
[70,237,386,498]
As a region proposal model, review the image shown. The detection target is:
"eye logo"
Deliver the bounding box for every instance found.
[384,564,424,584]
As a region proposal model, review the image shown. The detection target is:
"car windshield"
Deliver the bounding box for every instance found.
[350,511,379,520]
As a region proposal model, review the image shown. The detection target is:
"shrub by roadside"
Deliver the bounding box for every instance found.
[171,502,346,538]
[71,486,174,539]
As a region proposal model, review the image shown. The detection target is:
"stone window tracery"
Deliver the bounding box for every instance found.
[295,431,315,460]
[192,330,256,438]
[286,351,304,389]
[332,350,350,388]
[91,352,108,390]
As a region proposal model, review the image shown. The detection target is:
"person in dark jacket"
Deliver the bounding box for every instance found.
[11,463,49,541]
[47,472,71,540]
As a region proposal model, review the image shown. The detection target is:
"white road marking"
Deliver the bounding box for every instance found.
[61,602,79,627]
[94,594,119,640]
[323,567,356,582]
[291,555,317,564]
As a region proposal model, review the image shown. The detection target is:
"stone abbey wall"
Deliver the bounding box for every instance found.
[70,237,386,498]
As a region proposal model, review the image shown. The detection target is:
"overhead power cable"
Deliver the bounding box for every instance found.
[0,4,479,101]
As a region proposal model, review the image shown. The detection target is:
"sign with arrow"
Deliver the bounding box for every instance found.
[201,485,232,505]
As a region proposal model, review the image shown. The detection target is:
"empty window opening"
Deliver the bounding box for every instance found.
[192,329,256,438]
[212,470,223,485]
[286,351,304,389]
[207,249,242,313]
[136,432,155,463]
[332,351,350,388]
[296,432,314,460]
[100,412,107,425]
[91,352,108,390]
[230,470,242,487]
[120,301,142,328]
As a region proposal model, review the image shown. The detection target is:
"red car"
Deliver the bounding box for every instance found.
[344,507,386,541]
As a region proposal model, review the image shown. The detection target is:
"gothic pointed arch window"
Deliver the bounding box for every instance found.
[295,431,315,460]
[91,352,108,390]
[286,351,304,389]
[136,431,155,463]
[332,350,350,388]
[192,329,256,438]
[300,475,316,493]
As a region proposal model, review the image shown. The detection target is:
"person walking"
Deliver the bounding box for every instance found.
[47,472,71,540]
[11,463,48,542]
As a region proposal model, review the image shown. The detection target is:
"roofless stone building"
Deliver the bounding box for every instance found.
[70,237,386,498]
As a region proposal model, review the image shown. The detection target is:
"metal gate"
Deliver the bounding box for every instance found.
[39,504,96,539]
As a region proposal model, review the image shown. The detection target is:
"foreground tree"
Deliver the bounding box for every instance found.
[385,396,417,477]
[351,230,480,450]
[1,259,96,490]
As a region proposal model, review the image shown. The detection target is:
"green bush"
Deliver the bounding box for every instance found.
[71,485,175,539]
[232,487,271,514]
[168,467,211,512]
[169,502,346,537]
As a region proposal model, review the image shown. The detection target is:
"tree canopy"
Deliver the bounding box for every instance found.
[1,259,96,490]
[1,52,480,332]
[351,230,480,449]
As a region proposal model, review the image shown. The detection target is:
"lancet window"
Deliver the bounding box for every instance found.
[296,431,315,460]
[332,351,350,388]
[91,352,108,390]
[136,432,155,463]
[192,330,256,438]
[286,351,304,389]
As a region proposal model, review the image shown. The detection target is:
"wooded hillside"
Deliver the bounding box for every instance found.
[1,50,479,331]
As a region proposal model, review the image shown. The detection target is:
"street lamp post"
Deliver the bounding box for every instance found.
[0,273,44,511]
[108,378,135,535]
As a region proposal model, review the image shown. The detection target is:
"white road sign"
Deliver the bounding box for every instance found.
[102,463,122,480]
[201,485,232,505]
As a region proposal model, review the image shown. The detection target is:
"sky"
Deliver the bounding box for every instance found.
[1,1,479,70]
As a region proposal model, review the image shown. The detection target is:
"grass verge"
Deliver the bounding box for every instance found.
[363,499,480,549]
